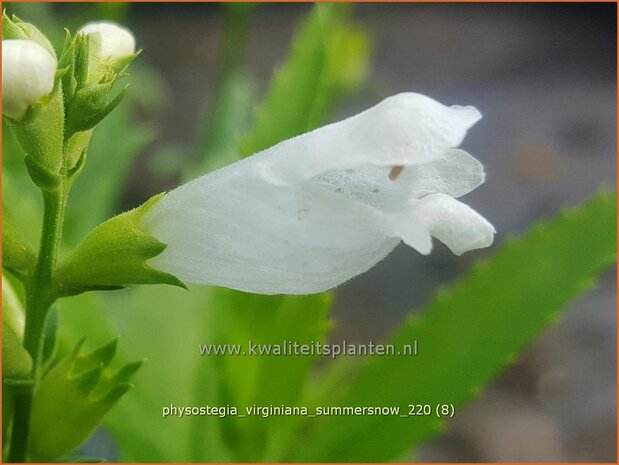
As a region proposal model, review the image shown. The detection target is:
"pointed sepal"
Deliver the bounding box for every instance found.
[65,79,128,137]
[55,193,186,295]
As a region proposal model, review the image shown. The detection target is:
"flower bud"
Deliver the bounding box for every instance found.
[2,39,57,120]
[79,21,135,61]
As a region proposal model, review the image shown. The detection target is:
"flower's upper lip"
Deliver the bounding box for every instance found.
[250,92,483,184]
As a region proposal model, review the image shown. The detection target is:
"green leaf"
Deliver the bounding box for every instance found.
[294,190,617,462]
[63,286,331,462]
[187,69,255,177]
[64,286,233,462]
[55,455,106,463]
[204,289,332,461]
[238,3,371,156]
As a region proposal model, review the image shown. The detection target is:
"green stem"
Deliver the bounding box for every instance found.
[8,186,67,462]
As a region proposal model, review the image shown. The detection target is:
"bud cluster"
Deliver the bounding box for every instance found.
[2,13,138,184]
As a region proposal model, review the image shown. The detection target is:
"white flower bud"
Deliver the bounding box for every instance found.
[79,21,135,60]
[2,39,57,119]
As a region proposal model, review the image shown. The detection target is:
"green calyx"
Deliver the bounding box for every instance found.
[60,31,132,145]
[5,80,66,180]
[55,193,186,295]
[66,80,129,137]
[29,338,142,462]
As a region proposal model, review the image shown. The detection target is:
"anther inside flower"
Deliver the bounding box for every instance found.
[143,93,495,295]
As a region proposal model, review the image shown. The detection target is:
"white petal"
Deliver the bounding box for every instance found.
[312,148,485,212]
[143,94,488,295]
[413,194,495,255]
[404,148,485,199]
[79,22,135,59]
[385,210,433,255]
[266,92,481,181]
[144,163,400,295]
[2,40,56,119]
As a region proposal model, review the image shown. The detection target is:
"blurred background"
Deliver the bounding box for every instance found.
[3,2,616,462]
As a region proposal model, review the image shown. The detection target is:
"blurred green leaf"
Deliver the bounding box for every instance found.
[65,286,232,462]
[295,190,617,462]
[92,2,130,22]
[59,286,331,462]
[206,290,332,461]
[56,293,116,357]
[239,3,371,156]
[188,69,255,177]
[176,3,257,179]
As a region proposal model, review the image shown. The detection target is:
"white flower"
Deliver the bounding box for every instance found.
[79,21,135,60]
[2,39,57,119]
[143,93,495,295]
